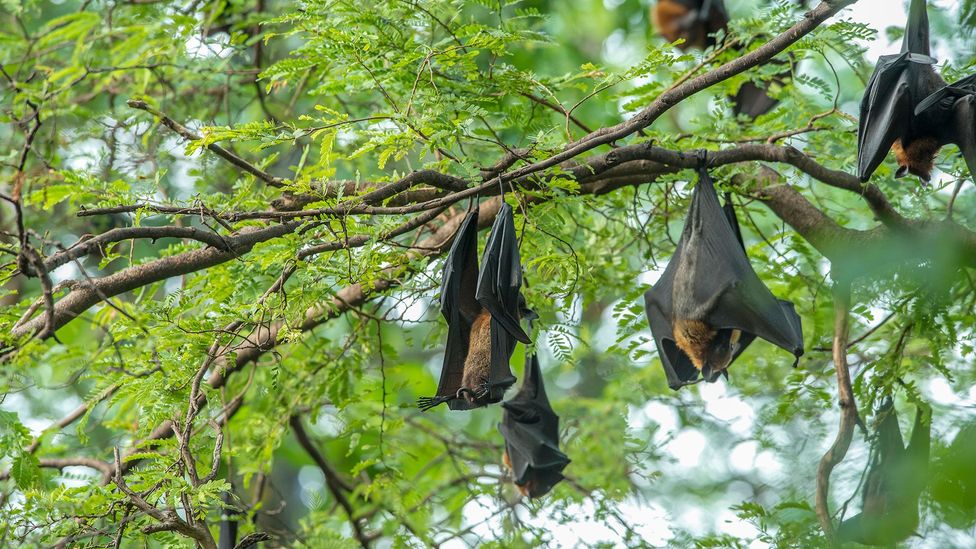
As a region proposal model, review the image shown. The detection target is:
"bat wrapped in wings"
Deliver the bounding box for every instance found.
[417,203,532,411]
[643,166,803,390]
[858,0,976,182]
[499,353,570,499]
[838,398,931,546]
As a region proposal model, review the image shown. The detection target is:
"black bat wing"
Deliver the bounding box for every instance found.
[643,169,802,390]
[440,210,482,324]
[732,81,780,119]
[498,354,570,498]
[857,53,916,181]
[419,210,481,411]
[476,203,531,343]
[916,76,976,179]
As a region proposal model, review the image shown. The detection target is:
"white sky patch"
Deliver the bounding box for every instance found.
[754,450,784,481]
[297,465,327,510]
[730,440,759,474]
[184,33,235,60]
[698,385,757,435]
[926,376,965,405]
[666,428,707,468]
[387,291,431,323]
[840,0,962,61]
[716,508,761,540]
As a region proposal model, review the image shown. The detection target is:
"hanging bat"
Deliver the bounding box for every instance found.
[651,0,786,118]
[857,0,976,183]
[498,353,570,498]
[837,398,931,546]
[417,203,531,411]
[643,166,804,389]
[652,0,729,51]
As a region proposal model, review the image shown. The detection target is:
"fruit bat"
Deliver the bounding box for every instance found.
[643,166,804,390]
[651,0,786,118]
[417,203,531,411]
[652,0,729,51]
[498,353,570,498]
[857,0,976,183]
[837,398,931,546]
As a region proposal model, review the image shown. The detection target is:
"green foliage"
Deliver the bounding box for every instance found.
[0,0,974,547]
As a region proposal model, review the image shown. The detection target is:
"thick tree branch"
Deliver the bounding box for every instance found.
[494,1,856,185]
[43,226,232,273]
[10,222,301,340]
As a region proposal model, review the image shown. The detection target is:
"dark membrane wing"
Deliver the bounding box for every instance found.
[857,54,914,181]
[498,355,569,498]
[417,210,482,411]
[722,193,744,250]
[643,257,703,389]
[838,399,931,546]
[439,210,481,323]
[476,203,531,344]
[902,0,930,56]
[733,81,780,119]
[643,169,802,390]
[951,95,976,178]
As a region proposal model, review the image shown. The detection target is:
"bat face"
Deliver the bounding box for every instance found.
[891,136,940,181]
[702,328,741,381]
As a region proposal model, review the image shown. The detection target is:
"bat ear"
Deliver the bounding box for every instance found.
[895,165,909,178]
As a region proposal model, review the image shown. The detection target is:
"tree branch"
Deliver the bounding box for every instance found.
[815,281,860,542]
[289,415,369,549]
[127,99,284,188]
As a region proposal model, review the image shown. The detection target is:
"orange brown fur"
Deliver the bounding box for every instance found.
[673,318,716,371]
[461,309,492,402]
[652,0,692,46]
[892,137,940,181]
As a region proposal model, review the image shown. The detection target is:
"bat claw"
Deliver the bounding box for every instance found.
[416,395,449,411]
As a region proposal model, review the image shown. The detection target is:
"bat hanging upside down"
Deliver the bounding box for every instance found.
[669,205,742,382]
[652,0,729,51]
[643,168,804,390]
[857,0,976,183]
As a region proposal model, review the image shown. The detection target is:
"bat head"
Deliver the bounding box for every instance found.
[892,137,940,183]
[700,328,740,382]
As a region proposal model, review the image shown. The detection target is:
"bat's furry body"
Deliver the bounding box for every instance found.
[460,310,493,405]
[651,0,727,51]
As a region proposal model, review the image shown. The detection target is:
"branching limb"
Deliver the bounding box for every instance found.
[289,415,369,549]
[127,99,283,188]
[815,280,860,542]
[111,448,218,549]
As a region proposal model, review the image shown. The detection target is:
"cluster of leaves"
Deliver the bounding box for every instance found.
[0,0,974,547]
